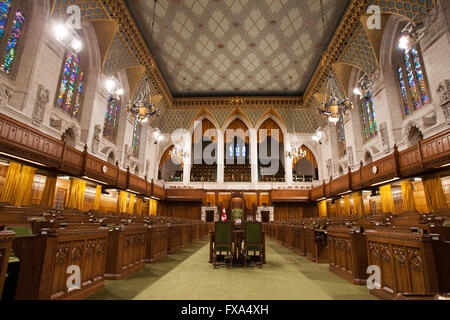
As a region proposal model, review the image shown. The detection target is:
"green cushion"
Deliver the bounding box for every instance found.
[246,244,262,251]
[8,226,32,236]
[215,244,232,252]
[9,256,19,263]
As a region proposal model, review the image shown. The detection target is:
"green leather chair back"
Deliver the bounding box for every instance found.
[245,222,262,245]
[215,222,232,250]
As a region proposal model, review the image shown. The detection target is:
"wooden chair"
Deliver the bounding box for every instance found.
[213,221,233,269]
[243,221,264,268]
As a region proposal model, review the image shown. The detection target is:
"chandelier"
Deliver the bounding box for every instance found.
[126,77,162,124]
[170,146,188,164]
[317,73,353,124]
[286,146,307,159]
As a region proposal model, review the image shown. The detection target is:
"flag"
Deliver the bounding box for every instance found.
[221,206,227,222]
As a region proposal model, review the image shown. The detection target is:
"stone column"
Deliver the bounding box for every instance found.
[183,132,192,185]
[217,130,224,184]
[250,128,258,184]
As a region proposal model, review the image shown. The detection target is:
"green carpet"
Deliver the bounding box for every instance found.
[87,238,377,300]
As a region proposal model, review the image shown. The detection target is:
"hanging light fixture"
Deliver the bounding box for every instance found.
[126,77,162,124]
[126,0,161,124]
[285,76,307,160]
[105,77,123,102]
[317,73,353,125]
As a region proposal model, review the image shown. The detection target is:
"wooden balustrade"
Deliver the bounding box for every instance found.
[13,227,109,300]
[327,226,368,285]
[271,189,310,202]
[166,189,204,202]
[145,224,169,263]
[310,185,324,201]
[330,173,351,195]
[0,230,15,298]
[104,224,147,280]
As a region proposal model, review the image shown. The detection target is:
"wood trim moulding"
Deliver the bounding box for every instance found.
[172,96,303,108]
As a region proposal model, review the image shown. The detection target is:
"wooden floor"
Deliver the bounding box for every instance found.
[87,238,377,300]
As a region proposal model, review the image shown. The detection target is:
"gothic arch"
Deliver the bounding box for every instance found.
[222,108,252,132]
[380,14,412,119]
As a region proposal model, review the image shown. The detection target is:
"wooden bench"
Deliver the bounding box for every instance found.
[0,230,15,298]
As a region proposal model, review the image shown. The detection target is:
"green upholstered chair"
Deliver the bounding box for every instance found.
[243,222,263,268]
[213,222,233,269]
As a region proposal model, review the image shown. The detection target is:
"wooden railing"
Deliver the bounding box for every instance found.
[270,189,310,202]
[0,113,159,198]
[165,188,204,201]
[0,113,449,203]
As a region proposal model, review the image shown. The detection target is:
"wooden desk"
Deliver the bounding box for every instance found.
[209,230,266,264]
[0,230,15,298]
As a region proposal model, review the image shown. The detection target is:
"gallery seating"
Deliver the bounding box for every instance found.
[191,164,217,182]
[224,164,251,182]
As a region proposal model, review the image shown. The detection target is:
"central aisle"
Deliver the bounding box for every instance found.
[88,238,377,300]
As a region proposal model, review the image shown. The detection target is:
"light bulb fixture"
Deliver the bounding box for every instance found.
[398,35,410,50]
[71,39,83,52]
[153,128,164,142]
[53,23,69,42]
[312,128,324,143]
[398,16,425,52]
[317,73,353,125]
[127,77,162,124]
[52,21,83,54]
[353,87,363,97]
[105,77,123,101]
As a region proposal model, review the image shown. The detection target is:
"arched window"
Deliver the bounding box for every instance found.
[55,52,86,118]
[132,120,141,157]
[337,115,346,158]
[103,97,119,142]
[0,0,27,74]
[360,90,378,141]
[397,46,430,115]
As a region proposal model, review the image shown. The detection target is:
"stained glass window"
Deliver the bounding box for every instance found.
[0,0,26,75]
[132,120,141,157]
[228,144,234,158]
[242,144,246,158]
[55,52,85,118]
[397,46,430,115]
[360,90,378,141]
[103,97,119,142]
[0,1,12,42]
[337,115,346,158]
[235,144,240,158]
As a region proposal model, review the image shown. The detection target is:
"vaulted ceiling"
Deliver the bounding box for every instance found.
[127,0,350,97]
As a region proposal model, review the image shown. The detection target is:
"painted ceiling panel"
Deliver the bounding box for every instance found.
[127,0,350,97]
